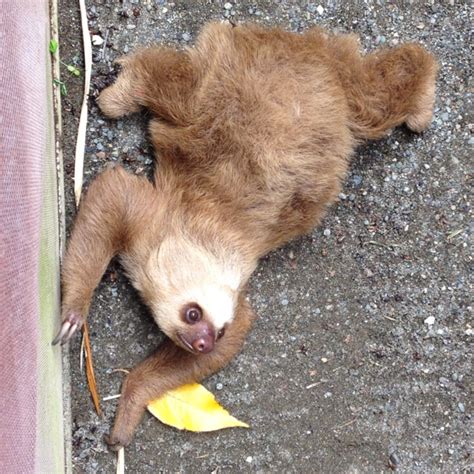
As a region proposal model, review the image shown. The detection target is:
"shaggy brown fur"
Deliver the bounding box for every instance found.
[54,23,438,448]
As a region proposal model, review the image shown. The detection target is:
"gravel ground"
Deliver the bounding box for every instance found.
[58,1,472,472]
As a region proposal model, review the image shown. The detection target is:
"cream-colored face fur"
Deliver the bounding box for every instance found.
[145,235,242,338]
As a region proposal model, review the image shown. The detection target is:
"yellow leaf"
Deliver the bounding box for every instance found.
[147,383,249,432]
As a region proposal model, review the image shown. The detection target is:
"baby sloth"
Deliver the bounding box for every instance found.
[54,22,437,448]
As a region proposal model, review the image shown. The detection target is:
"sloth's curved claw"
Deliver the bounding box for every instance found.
[52,313,84,345]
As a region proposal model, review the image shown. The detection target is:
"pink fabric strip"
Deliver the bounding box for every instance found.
[0,2,49,472]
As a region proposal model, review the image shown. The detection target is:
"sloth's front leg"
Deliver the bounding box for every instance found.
[53,166,153,345]
[106,294,255,450]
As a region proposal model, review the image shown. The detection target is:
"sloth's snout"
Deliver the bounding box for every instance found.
[182,321,216,354]
[192,334,214,353]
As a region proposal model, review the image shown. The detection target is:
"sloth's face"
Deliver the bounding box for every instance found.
[154,283,236,354]
[172,301,229,354]
[145,235,240,354]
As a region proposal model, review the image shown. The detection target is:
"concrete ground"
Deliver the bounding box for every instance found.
[58,1,472,472]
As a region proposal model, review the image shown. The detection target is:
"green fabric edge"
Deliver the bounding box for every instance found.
[35,5,65,471]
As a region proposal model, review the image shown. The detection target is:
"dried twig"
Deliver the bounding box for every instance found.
[332,410,362,430]
[79,332,85,372]
[74,0,92,205]
[446,228,464,241]
[116,447,125,474]
[83,324,102,416]
[111,368,131,375]
[101,28,109,61]
[75,0,100,418]
[332,417,358,430]
[365,240,401,250]
[103,394,121,401]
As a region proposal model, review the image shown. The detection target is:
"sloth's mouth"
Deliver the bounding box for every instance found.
[177,333,197,354]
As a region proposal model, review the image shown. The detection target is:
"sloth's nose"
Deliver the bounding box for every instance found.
[192,334,214,353]
[188,321,215,353]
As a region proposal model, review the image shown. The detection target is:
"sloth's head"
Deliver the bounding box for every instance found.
[146,235,242,354]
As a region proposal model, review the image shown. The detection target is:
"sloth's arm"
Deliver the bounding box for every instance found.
[53,166,153,345]
[106,294,255,450]
[98,47,195,126]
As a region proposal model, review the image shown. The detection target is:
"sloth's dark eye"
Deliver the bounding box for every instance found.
[185,305,202,324]
[217,327,226,339]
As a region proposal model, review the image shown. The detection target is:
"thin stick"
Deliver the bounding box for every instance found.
[79,332,85,372]
[116,447,125,474]
[74,0,92,206]
[446,228,464,241]
[332,410,362,430]
[101,29,109,61]
[83,324,102,417]
[332,417,358,430]
[76,0,100,419]
[365,240,401,249]
[111,368,130,375]
[103,394,121,401]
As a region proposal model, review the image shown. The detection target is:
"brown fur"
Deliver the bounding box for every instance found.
[56,23,438,448]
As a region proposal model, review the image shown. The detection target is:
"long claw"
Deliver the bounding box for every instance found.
[52,321,71,346]
[52,312,84,346]
[61,323,79,346]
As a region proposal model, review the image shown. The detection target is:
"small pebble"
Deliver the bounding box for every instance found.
[316,5,324,15]
[181,32,191,42]
[224,2,232,10]
[281,298,289,306]
[245,456,253,463]
[391,327,404,337]
[91,35,104,46]
[439,377,449,386]
[424,316,435,325]
[323,229,331,237]
[457,402,465,413]
[216,383,223,391]
[321,357,328,363]
[389,452,400,468]
[352,175,363,187]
